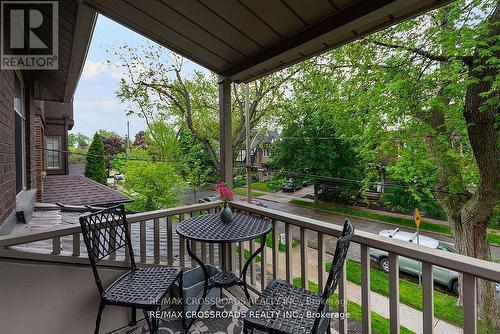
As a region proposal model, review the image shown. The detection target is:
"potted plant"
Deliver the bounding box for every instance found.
[215,182,233,223]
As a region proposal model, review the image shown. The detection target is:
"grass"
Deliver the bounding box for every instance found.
[324,260,497,333]
[292,278,415,334]
[335,260,462,326]
[290,199,500,246]
[234,187,265,197]
[235,246,261,262]
[255,233,300,252]
[250,182,275,193]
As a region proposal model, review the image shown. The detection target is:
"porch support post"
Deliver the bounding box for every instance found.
[219,76,233,188]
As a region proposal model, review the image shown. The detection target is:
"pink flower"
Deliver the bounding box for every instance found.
[216,182,233,202]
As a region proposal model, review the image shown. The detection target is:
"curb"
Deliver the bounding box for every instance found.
[289,202,500,249]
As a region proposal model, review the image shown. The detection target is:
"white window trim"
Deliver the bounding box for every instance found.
[46,136,62,169]
[14,71,26,190]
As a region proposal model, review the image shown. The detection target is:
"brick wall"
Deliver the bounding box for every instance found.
[0,70,16,227]
[35,115,45,201]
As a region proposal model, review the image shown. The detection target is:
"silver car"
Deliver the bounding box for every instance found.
[370,229,459,294]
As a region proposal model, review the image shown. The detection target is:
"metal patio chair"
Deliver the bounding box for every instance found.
[243,219,354,334]
[79,204,184,334]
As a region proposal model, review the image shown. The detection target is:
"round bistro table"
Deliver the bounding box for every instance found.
[176,213,272,327]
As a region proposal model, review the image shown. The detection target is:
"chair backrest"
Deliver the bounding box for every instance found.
[321,219,354,300]
[79,204,136,293]
[311,219,354,332]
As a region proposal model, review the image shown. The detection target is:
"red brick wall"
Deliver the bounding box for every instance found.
[0,70,16,227]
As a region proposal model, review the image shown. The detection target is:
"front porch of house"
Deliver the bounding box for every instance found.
[0,201,498,333]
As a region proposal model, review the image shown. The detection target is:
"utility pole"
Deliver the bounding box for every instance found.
[126,118,130,160]
[244,84,252,204]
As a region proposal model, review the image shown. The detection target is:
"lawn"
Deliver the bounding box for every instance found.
[336,260,462,326]
[250,182,275,193]
[293,278,415,334]
[324,260,496,333]
[234,187,265,197]
[290,199,500,246]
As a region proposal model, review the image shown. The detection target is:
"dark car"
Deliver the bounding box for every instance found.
[282,179,303,192]
[198,195,218,203]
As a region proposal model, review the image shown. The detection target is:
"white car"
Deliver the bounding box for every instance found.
[370,229,460,294]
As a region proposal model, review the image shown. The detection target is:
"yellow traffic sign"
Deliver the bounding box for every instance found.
[413,208,421,229]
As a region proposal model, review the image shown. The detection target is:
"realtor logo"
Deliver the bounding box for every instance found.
[1,1,58,70]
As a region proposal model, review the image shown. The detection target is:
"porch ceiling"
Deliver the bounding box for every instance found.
[82,0,451,82]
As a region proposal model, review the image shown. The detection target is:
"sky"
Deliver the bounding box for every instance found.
[71,15,204,139]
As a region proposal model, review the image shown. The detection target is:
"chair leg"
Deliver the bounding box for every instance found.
[178,273,186,331]
[143,309,155,334]
[94,301,105,334]
[130,307,137,326]
[327,319,332,334]
[243,322,253,334]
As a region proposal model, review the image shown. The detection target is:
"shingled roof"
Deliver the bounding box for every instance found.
[42,164,132,206]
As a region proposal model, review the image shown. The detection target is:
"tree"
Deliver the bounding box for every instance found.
[113,44,295,170]
[185,160,210,203]
[133,131,146,148]
[68,132,89,148]
[97,130,126,161]
[296,0,499,325]
[84,133,107,185]
[272,99,363,205]
[122,148,183,211]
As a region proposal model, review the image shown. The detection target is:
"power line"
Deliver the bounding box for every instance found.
[278,170,471,197]
[44,147,470,197]
[42,147,185,164]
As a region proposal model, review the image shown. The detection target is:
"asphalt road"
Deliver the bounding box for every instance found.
[183,188,500,262]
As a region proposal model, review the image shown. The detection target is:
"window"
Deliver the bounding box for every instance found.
[437,242,456,253]
[14,74,25,194]
[237,149,246,162]
[262,148,269,157]
[46,136,61,169]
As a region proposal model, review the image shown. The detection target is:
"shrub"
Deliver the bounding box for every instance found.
[233,175,246,187]
[380,187,447,220]
[84,133,107,185]
[266,177,285,191]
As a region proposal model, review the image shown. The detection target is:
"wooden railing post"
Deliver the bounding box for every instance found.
[361,244,372,334]
[272,220,279,279]
[153,218,160,264]
[422,262,434,334]
[318,232,325,292]
[166,216,173,265]
[389,252,400,334]
[285,223,293,283]
[72,233,80,256]
[140,220,146,263]
[260,236,268,291]
[463,273,477,334]
[52,237,60,255]
[300,227,308,289]
[249,240,256,285]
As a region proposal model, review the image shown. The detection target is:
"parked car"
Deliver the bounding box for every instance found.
[198,195,218,203]
[282,179,303,192]
[114,173,125,181]
[370,229,460,294]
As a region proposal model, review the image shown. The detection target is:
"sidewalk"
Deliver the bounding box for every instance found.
[250,244,463,334]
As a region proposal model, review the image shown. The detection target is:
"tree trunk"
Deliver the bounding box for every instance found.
[453,214,499,328]
[313,183,319,207]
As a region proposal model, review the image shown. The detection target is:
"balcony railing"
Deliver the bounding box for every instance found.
[0,201,499,333]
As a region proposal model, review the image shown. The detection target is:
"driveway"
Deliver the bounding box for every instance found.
[258,185,314,203]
